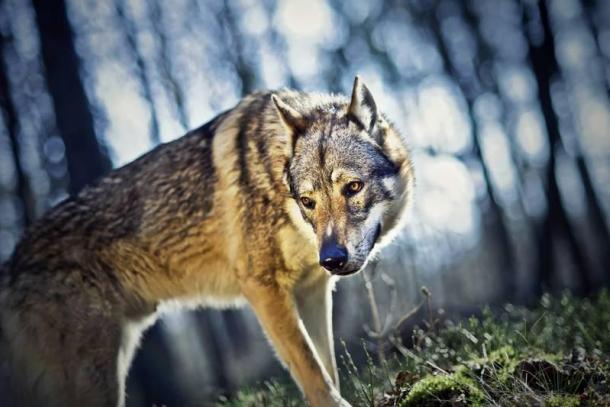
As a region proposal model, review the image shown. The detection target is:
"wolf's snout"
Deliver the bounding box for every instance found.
[319,241,348,273]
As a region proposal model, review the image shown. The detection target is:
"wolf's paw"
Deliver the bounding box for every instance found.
[338,398,352,407]
[330,390,352,407]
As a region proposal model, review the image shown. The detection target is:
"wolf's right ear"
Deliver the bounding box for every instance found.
[271,94,306,157]
[272,94,306,133]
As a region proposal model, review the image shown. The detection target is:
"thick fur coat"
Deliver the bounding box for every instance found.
[0,77,413,406]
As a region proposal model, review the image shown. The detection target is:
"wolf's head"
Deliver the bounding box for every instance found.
[273,77,413,276]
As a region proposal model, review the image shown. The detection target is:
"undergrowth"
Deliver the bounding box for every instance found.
[218,290,610,406]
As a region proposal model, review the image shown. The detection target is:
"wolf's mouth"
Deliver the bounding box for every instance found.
[334,268,361,276]
[334,224,382,277]
[354,223,382,252]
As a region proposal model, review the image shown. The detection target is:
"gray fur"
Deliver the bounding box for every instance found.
[0,77,413,407]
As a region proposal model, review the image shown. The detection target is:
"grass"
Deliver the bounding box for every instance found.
[218,290,610,406]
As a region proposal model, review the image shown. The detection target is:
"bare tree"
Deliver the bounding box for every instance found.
[422,0,517,300]
[0,30,34,226]
[31,0,112,194]
[149,0,190,129]
[525,0,593,295]
[115,0,162,145]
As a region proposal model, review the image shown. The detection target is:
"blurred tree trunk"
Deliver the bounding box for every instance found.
[582,0,610,98]
[462,2,543,300]
[149,0,190,130]
[571,0,610,277]
[525,0,593,295]
[220,0,256,95]
[574,155,610,277]
[128,324,185,406]
[0,32,34,226]
[115,0,161,145]
[31,0,111,194]
[195,312,231,393]
[426,4,516,301]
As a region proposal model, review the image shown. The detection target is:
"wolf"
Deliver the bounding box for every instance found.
[0,76,413,406]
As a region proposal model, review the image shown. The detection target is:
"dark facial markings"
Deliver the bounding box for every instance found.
[288,110,402,237]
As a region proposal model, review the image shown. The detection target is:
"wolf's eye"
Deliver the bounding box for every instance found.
[300,196,316,209]
[345,181,364,196]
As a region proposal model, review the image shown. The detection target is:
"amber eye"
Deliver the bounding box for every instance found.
[300,196,316,209]
[345,181,364,196]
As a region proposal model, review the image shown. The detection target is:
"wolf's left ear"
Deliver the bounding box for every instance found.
[348,76,378,132]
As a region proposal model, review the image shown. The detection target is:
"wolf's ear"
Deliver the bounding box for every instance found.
[271,94,306,134]
[272,94,306,157]
[348,76,378,132]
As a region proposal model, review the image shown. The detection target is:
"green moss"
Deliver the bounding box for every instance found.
[487,345,516,363]
[219,291,610,406]
[216,380,301,407]
[477,345,517,371]
[401,373,485,406]
[452,345,519,389]
[545,393,580,407]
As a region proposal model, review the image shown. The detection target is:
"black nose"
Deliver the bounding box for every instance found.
[319,242,348,273]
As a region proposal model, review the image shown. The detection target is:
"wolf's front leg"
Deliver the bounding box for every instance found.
[242,280,350,407]
[295,272,339,389]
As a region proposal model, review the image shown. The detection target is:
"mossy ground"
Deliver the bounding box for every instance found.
[218,291,610,406]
